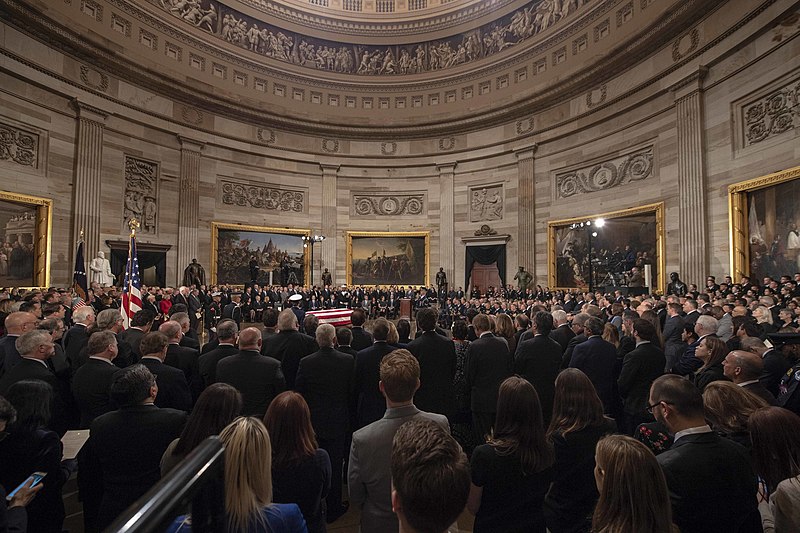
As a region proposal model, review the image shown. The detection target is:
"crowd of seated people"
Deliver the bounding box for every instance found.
[1,270,800,532]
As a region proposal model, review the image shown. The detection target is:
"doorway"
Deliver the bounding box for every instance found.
[469,263,502,294]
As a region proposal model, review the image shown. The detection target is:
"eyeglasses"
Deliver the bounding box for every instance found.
[646,400,673,414]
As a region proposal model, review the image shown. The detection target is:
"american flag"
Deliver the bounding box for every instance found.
[72,240,88,310]
[307,308,352,328]
[121,234,142,328]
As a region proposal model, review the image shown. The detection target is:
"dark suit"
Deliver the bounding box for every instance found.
[465,334,512,442]
[761,348,791,397]
[0,358,69,435]
[741,381,776,405]
[79,405,187,531]
[165,343,202,400]
[295,347,355,516]
[72,358,120,428]
[117,327,146,362]
[337,345,358,357]
[354,342,395,428]
[407,331,457,418]
[261,330,317,389]
[657,431,760,533]
[350,327,373,352]
[179,335,200,351]
[569,336,619,414]
[514,334,562,425]
[216,349,286,416]
[617,341,665,434]
[139,357,192,412]
[562,333,587,368]
[0,335,20,376]
[683,310,700,327]
[662,314,685,372]
[672,337,706,376]
[549,324,576,354]
[63,324,89,372]
[198,343,238,387]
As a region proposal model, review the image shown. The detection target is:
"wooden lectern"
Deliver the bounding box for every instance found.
[399,298,412,320]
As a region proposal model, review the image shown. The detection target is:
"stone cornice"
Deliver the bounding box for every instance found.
[69,98,109,122]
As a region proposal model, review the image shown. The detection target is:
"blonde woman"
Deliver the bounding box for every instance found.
[702,381,767,450]
[753,306,776,335]
[167,417,308,532]
[592,435,676,533]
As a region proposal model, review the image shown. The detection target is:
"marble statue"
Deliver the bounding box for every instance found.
[90,251,114,287]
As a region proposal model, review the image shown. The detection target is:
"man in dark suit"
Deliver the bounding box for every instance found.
[682,299,701,327]
[0,311,39,376]
[514,311,562,425]
[296,323,355,522]
[649,375,760,533]
[354,319,396,429]
[407,309,456,419]
[138,332,192,412]
[570,317,619,415]
[350,308,373,351]
[117,309,154,363]
[63,306,95,372]
[198,319,238,387]
[171,312,200,351]
[78,364,187,531]
[662,303,686,372]
[562,312,590,368]
[72,330,121,428]
[217,327,285,416]
[159,320,202,401]
[722,349,776,405]
[760,335,795,397]
[335,327,358,357]
[548,309,575,353]
[221,293,243,328]
[465,313,512,443]
[617,319,666,435]
[261,309,317,389]
[672,315,718,376]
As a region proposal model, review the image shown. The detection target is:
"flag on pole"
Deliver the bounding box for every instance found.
[72,238,88,310]
[121,228,142,328]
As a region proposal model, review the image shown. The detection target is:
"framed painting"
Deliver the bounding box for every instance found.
[548,202,665,293]
[0,190,52,288]
[729,164,800,282]
[346,231,430,286]
[211,223,309,286]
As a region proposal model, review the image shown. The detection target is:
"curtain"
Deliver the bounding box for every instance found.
[465,245,506,288]
[110,249,167,287]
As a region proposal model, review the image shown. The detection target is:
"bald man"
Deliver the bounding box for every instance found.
[0,311,39,376]
[216,327,285,416]
[722,349,776,405]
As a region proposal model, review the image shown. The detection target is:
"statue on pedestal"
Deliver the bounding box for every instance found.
[513,266,532,292]
[436,267,447,290]
[183,258,206,289]
[90,251,114,287]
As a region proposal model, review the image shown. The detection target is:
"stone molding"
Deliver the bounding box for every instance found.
[352,194,426,216]
[219,179,306,213]
[555,144,654,198]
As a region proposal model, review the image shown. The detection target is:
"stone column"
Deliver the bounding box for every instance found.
[70,99,107,261]
[672,67,708,286]
[177,136,204,282]
[515,144,538,284]
[437,163,457,285]
[320,164,339,285]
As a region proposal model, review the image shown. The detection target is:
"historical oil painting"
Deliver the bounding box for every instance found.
[0,191,51,288]
[212,223,308,286]
[548,204,665,292]
[347,232,429,286]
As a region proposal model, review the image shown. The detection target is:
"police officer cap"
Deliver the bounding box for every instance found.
[289,294,303,302]
[767,332,800,347]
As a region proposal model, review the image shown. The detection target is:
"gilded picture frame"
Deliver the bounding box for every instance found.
[346,231,430,286]
[0,190,52,288]
[547,202,666,293]
[210,222,310,286]
[728,164,800,282]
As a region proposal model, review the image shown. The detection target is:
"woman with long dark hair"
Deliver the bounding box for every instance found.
[161,383,243,476]
[0,380,71,533]
[702,381,767,450]
[544,369,616,533]
[264,391,331,533]
[693,336,730,392]
[467,376,554,532]
[592,435,675,533]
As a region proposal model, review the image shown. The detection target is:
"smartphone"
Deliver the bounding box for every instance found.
[5,472,46,501]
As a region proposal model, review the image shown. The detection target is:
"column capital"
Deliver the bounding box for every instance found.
[320,163,340,174]
[70,98,108,123]
[514,143,538,160]
[178,135,205,153]
[436,162,457,173]
[670,65,709,100]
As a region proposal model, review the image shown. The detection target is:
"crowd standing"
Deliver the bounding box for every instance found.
[0,270,800,532]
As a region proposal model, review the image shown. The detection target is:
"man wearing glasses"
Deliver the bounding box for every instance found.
[0,311,40,377]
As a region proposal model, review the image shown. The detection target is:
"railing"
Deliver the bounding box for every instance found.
[104,437,226,533]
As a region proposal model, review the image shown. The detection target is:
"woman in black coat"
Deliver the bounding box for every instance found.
[692,336,731,393]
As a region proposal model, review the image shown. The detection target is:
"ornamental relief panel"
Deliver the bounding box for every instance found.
[124,156,159,234]
[470,185,504,222]
[146,0,592,76]
[220,179,306,213]
[742,80,800,147]
[555,145,654,199]
[352,194,425,217]
[0,121,39,169]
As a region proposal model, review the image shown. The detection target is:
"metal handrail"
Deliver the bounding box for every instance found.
[104,436,226,533]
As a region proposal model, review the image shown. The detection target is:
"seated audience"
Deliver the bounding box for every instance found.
[468,376,554,533]
[167,417,307,532]
[391,418,470,533]
[264,391,331,533]
[592,435,675,533]
[702,380,768,450]
[750,407,800,532]
[161,383,242,476]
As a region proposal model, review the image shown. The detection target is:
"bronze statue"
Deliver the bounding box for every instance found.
[513,266,532,291]
[183,258,206,288]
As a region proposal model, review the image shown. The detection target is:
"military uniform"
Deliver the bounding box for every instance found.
[777,362,800,416]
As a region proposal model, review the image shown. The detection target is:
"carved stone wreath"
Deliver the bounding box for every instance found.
[181,106,203,125]
[556,145,654,198]
[672,28,699,62]
[439,137,456,151]
[80,65,110,92]
[256,128,276,144]
[353,194,425,216]
[221,181,305,212]
[0,123,38,168]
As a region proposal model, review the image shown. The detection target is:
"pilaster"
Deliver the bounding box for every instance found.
[177,136,204,283]
[437,163,457,285]
[515,144,537,283]
[320,164,339,285]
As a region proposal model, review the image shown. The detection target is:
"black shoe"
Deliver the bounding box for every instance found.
[326,502,350,524]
